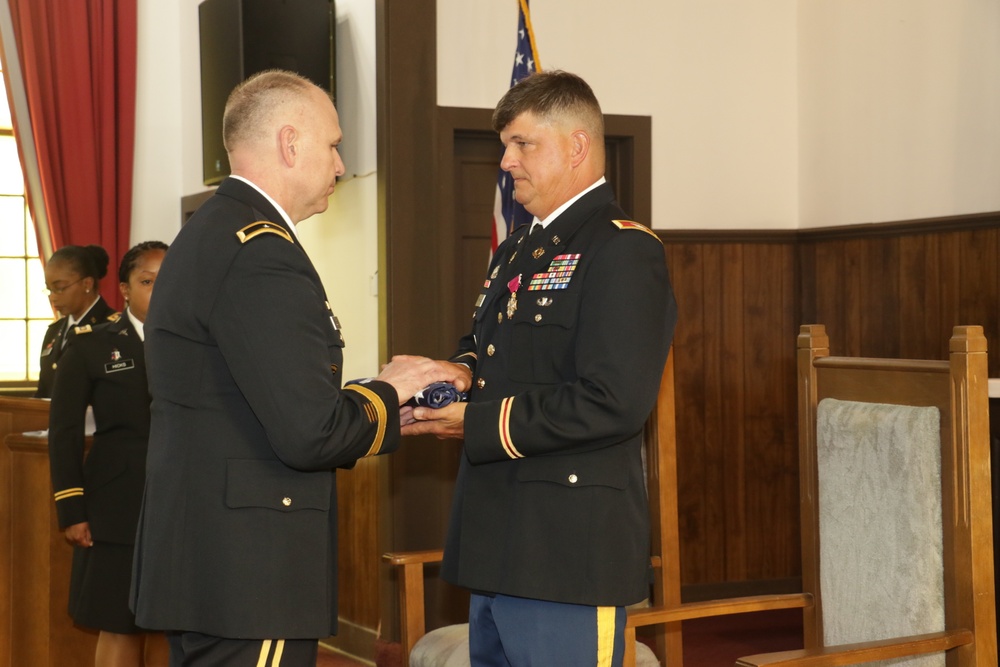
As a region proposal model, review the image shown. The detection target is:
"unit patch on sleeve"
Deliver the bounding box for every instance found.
[527,254,581,291]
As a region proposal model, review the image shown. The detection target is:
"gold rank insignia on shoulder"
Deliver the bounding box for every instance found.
[236,221,294,244]
[612,219,661,242]
[107,312,122,322]
[73,324,93,335]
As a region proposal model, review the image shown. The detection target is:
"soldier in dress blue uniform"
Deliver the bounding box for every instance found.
[37,244,117,398]
[49,241,170,667]
[129,70,466,667]
[403,70,678,667]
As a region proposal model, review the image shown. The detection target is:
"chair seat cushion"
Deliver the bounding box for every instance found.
[410,624,471,667]
[409,622,662,666]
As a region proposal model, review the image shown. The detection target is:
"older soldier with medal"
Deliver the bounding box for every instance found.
[403,70,678,667]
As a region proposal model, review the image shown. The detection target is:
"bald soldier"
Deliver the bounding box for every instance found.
[130,70,465,667]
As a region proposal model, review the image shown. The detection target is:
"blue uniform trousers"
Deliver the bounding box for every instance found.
[469,593,626,667]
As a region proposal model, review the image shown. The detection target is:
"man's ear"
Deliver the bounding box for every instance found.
[569,130,591,168]
[278,125,298,166]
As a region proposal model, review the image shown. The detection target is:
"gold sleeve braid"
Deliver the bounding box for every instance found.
[54,487,84,502]
[343,384,388,457]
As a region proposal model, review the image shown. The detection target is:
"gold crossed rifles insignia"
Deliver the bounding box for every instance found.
[236,221,293,244]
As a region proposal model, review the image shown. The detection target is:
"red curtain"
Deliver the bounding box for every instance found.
[8,0,137,310]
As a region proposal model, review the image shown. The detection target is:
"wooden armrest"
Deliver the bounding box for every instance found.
[382,549,445,566]
[626,593,812,628]
[381,549,446,657]
[735,629,974,667]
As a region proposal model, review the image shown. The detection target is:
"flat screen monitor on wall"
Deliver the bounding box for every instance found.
[199,0,336,186]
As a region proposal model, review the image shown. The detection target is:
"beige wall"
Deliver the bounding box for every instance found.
[437,0,800,230]
[798,0,1000,227]
[129,1,1000,370]
[132,0,381,376]
[438,0,1000,230]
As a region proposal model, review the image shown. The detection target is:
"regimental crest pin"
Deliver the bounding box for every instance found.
[110,349,121,362]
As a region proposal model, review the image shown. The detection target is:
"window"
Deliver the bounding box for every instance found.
[0,59,49,389]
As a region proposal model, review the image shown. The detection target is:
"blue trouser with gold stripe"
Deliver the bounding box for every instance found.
[469,593,626,666]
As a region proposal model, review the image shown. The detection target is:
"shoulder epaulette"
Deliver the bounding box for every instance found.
[107,312,122,322]
[236,221,294,244]
[73,324,93,335]
[612,219,661,243]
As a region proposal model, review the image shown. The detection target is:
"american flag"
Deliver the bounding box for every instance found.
[490,0,542,257]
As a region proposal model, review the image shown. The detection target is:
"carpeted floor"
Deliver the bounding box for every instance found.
[317,607,804,666]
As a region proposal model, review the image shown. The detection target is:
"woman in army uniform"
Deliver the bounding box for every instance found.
[48,241,169,667]
[36,244,117,398]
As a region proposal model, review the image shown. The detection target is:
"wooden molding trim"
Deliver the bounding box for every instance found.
[657,210,1000,244]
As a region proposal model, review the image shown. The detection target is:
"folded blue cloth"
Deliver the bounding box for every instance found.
[346,379,467,409]
[407,381,468,409]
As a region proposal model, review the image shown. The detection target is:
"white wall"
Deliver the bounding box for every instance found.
[130,1,1000,359]
[438,0,1000,230]
[131,0,381,377]
[438,0,800,230]
[798,0,1000,227]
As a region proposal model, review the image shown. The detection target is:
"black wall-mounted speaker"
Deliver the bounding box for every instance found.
[198,0,335,186]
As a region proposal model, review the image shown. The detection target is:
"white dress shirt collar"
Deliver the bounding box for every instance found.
[533,177,607,230]
[126,308,145,342]
[229,175,300,241]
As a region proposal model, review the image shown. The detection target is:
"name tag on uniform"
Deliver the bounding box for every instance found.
[104,359,135,374]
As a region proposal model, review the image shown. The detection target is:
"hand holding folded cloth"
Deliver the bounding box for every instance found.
[407,381,468,409]
[347,379,467,409]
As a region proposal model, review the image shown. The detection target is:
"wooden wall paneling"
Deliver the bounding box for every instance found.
[898,233,942,362]
[808,238,863,357]
[858,236,901,359]
[698,242,729,585]
[332,459,380,656]
[719,243,749,582]
[801,240,839,353]
[841,238,865,357]
[796,242,818,334]
[740,243,798,580]
[376,0,443,648]
[665,242,712,584]
[803,222,1000,376]
[937,231,965,364]
[958,227,1000,377]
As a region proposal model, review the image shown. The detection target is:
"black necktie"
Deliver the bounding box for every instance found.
[526,222,543,244]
